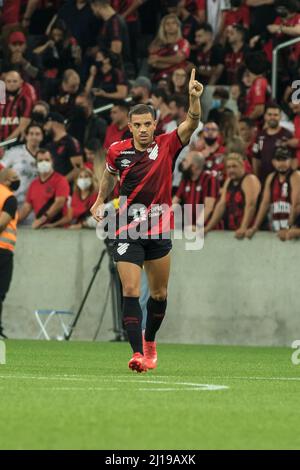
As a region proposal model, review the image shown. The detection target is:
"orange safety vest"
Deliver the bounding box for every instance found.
[0,183,18,252]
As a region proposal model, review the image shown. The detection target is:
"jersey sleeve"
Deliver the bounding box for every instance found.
[68,137,82,158]
[2,196,17,218]
[55,176,70,198]
[106,145,119,175]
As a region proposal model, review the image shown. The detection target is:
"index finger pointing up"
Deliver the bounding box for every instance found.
[190,68,195,82]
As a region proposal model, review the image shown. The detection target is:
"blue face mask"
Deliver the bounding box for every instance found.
[211,99,221,110]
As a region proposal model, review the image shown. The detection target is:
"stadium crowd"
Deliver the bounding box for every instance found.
[0,0,300,240]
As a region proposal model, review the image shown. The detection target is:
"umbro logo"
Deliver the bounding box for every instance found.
[121,159,131,168]
[117,243,130,255]
[148,144,159,160]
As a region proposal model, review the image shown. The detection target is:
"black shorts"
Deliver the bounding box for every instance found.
[113,238,172,268]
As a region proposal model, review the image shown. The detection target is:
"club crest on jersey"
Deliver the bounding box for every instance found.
[121,159,131,168]
[147,144,159,160]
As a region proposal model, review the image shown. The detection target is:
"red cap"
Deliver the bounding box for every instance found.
[8,31,26,45]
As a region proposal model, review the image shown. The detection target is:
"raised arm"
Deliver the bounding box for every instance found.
[178,69,204,146]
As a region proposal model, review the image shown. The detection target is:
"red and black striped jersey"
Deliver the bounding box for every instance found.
[224,175,247,231]
[175,171,219,225]
[270,171,293,232]
[0,90,33,141]
[106,129,184,236]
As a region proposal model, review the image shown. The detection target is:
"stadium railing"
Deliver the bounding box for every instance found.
[272,37,300,100]
[0,96,133,150]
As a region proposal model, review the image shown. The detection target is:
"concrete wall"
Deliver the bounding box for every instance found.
[3,229,300,346]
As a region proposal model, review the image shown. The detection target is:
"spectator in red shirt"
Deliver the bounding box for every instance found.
[103,100,130,150]
[205,151,261,238]
[148,13,191,82]
[191,23,224,85]
[267,0,300,66]
[18,148,70,229]
[0,70,34,142]
[1,31,40,88]
[244,51,270,124]
[173,151,219,228]
[43,167,98,229]
[221,0,250,42]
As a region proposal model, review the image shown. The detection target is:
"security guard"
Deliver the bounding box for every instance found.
[0,168,20,339]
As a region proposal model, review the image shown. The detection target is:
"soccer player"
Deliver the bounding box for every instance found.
[91,69,203,373]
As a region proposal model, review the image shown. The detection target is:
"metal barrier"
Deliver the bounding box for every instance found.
[272,37,300,100]
[0,96,134,150]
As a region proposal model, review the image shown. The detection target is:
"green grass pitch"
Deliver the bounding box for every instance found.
[0,340,299,450]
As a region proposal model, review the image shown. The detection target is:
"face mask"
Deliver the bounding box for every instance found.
[77,177,92,191]
[37,160,52,174]
[211,99,221,110]
[10,180,20,191]
[204,136,217,146]
[31,111,46,123]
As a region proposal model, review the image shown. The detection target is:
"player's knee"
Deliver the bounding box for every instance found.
[123,285,140,297]
[151,289,167,302]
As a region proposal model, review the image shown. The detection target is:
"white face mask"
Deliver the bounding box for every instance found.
[37,160,52,174]
[77,177,92,191]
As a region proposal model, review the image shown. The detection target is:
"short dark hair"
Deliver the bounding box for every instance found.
[36,148,53,159]
[129,104,155,120]
[274,146,292,160]
[25,123,45,136]
[196,22,213,34]
[265,102,282,113]
[113,100,130,113]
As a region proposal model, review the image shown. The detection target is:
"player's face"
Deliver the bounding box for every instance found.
[226,160,244,180]
[272,158,291,174]
[128,113,157,149]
